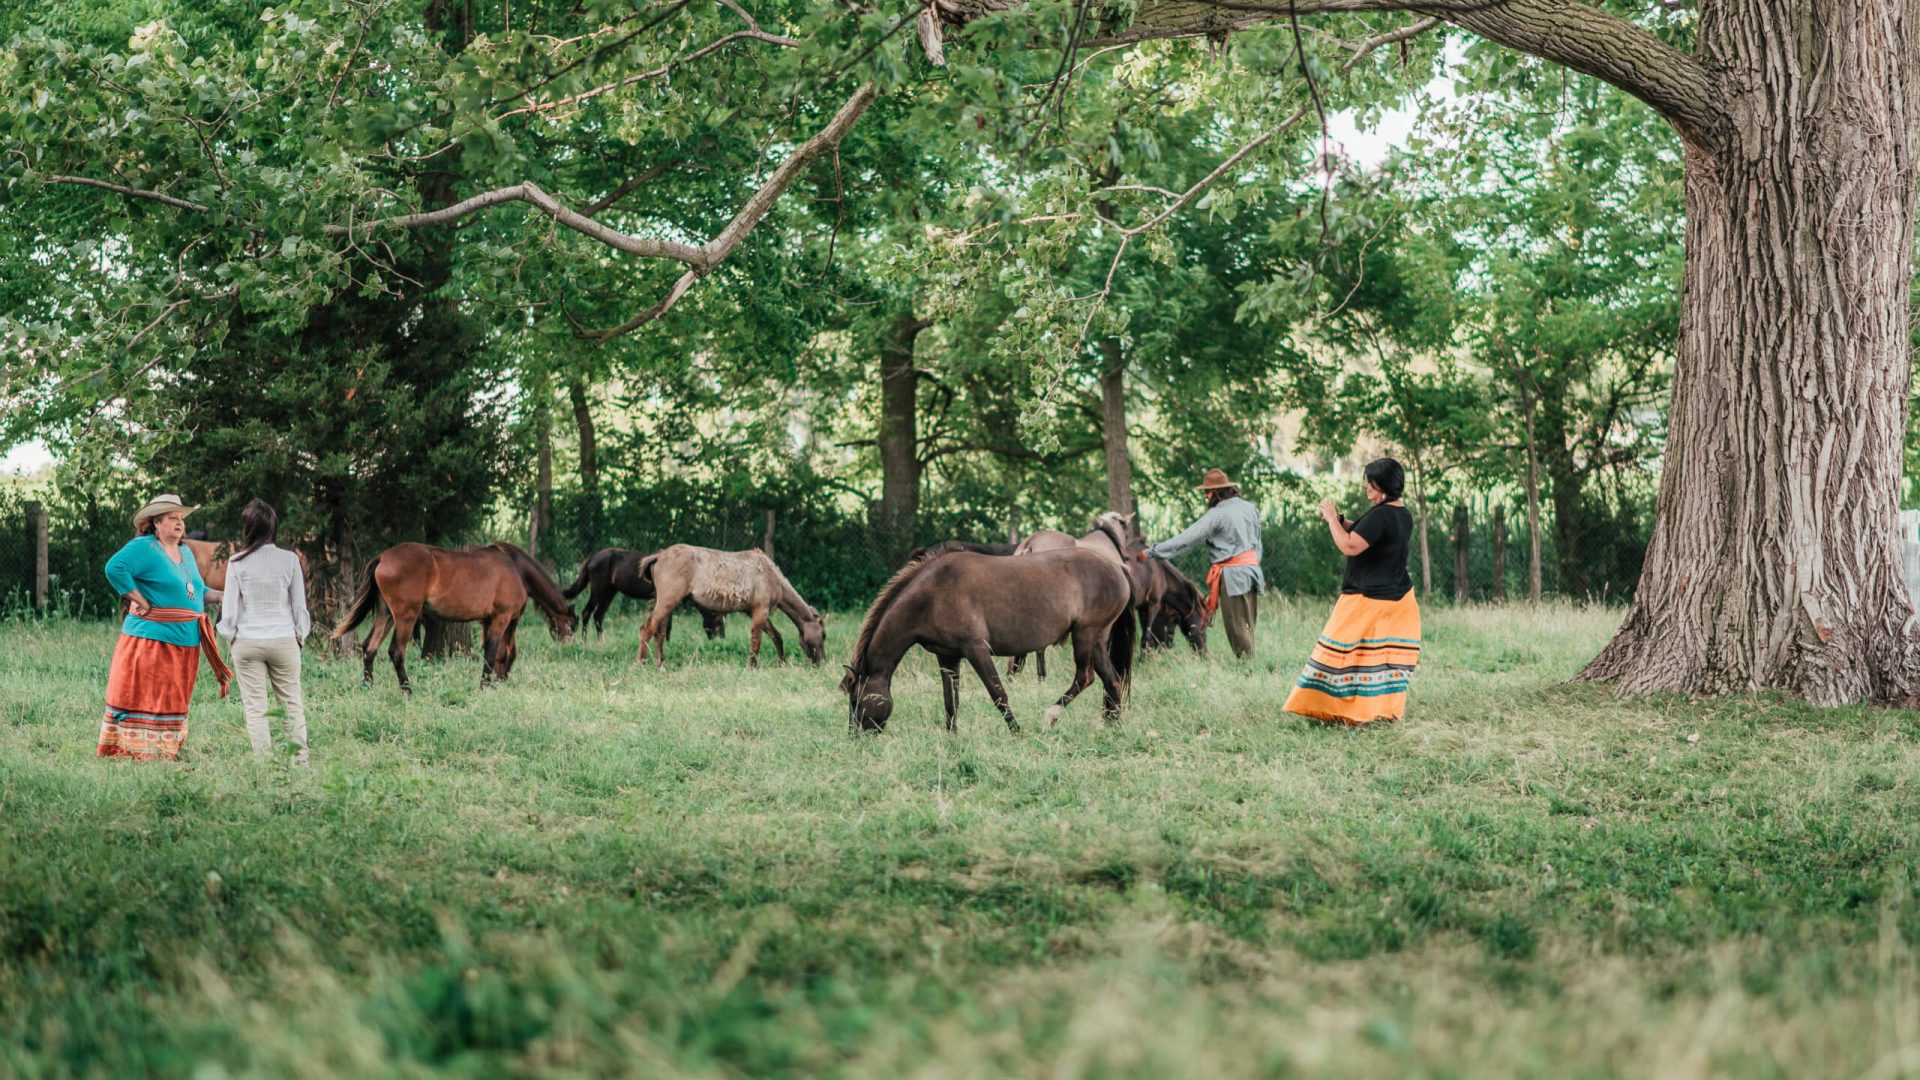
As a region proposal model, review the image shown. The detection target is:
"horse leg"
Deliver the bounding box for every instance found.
[746,605,770,668]
[480,617,507,687]
[498,618,520,681]
[1037,648,1047,681]
[360,611,392,687]
[765,620,787,665]
[936,654,962,732]
[386,610,419,695]
[1007,654,1026,677]
[589,584,611,639]
[1088,635,1125,722]
[1143,600,1164,649]
[641,584,690,670]
[1043,630,1099,727]
[961,641,1019,734]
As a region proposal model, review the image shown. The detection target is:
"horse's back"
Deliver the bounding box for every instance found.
[915,549,1128,650]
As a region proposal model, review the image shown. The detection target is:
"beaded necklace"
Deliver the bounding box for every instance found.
[153,536,197,600]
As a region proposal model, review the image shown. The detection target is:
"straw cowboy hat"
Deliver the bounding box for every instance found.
[1196,468,1235,491]
[132,493,200,529]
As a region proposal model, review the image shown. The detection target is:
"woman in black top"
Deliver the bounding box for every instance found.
[1283,458,1423,725]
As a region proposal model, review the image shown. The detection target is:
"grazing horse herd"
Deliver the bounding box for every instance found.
[320,514,1212,731]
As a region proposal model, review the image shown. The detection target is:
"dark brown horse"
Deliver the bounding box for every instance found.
[1130,543,1210,653]
[564,547,726,641]
[841,539,1137,734]
[332,542,576,692]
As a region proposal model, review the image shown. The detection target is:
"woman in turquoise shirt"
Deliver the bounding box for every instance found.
[98,494,231,760]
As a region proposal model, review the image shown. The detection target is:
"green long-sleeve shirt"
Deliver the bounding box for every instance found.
[1148,497,1266,597]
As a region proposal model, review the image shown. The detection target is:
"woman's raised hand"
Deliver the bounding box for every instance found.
[1317,499,1338,522]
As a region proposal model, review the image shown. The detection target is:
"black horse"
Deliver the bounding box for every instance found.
[563,548,726,641]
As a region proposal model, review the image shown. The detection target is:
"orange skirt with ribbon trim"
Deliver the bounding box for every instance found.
[1283,591,1421,726]
[97,608,231,761]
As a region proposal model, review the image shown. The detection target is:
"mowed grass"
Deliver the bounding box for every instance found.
[2,600,1919,1079]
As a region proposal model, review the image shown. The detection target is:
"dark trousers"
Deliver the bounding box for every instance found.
[1219,590,1258,659]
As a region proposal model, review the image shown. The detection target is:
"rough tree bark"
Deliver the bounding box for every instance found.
[1576,4,1920,703]
[1099,340,1138,529]
[877,312,932,562]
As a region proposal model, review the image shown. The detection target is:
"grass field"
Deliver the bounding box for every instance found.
[3,600,1919,1078]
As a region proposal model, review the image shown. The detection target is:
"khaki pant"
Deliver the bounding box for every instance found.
[1219,591,1259,660]
[232,636,307,764]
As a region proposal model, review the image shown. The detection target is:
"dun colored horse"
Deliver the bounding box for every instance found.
[332,542,576,691]
[633,546,825,668]
[564,547,726,641]
[841,541,1137,734]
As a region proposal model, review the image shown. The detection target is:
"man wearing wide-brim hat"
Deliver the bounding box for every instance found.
[1137,469,1265,659]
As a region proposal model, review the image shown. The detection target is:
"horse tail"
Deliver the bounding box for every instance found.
[331,557,382,640]
[563,550,599,599]
[634,550,663,587]
[1108,592,1138,698]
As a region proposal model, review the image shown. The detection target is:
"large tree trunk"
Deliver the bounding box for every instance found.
[569,378,601,544]
[1580,6,1920,704]
[1099,340,1137,530]
[876,312,930,563]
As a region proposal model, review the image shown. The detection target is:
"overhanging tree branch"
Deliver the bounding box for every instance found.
[942,0,1724,147]
[327,81,877,326]
[43,175,210,213]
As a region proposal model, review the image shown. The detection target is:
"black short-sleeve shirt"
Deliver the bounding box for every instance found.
[1340,504,1414,600]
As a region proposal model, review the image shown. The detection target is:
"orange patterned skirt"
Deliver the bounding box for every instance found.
[1283,591,1421,726]
[98,635,201,760]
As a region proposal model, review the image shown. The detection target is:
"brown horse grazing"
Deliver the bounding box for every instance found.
[1006,513,1143,678]
[840,543,1138,734]
[331,542,576,692]
[633,546,825,668]
[1130,544,1210,653]
[564,547,726,641]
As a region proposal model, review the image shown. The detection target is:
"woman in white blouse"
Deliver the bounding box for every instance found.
[216,499,311,764]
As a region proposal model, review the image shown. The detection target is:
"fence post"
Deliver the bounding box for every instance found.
[1452,502,1470,605]
[27,501,49,612]
[762,509,776,561]
[1491,504,1508,604]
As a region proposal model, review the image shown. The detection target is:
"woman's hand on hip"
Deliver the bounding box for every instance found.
[126,591,151,617]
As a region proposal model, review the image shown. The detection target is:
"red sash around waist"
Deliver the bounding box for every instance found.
[136,606,232,697]
[1204,550,1261,615]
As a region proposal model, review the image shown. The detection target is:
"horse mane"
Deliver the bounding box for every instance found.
[911,539,1015,561]
[489,542,573,621]
[1089,519,1129,561]
[845,550,950,685]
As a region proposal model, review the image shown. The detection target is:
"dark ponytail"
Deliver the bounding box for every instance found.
[231,499,278,563]
[1364,458,1406,501]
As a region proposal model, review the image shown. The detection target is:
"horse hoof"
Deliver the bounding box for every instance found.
[1044,705,1063,727]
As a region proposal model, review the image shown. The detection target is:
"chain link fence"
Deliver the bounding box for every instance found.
[1,485,1654,621]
